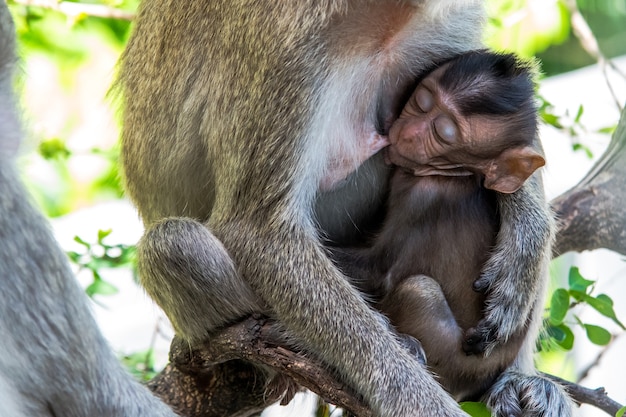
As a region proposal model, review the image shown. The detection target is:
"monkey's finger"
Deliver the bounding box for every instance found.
[472,275,492,293]
[462,324,497,356]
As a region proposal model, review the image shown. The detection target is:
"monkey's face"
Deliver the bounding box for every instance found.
[386,64,526,181]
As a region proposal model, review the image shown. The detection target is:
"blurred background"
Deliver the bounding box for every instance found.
[5,0,626,416]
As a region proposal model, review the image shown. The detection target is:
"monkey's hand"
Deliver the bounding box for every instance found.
[464,177,554,355]
[484,370,573,417]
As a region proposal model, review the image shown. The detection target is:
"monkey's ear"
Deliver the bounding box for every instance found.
[483,147,545,194]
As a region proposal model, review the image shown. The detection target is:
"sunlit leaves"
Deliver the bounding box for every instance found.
[121,349,159,381]
[67,229,136,298]
[486,0,571,57]
[8,0,135,55]
[38,138,71,160]
[538,97,598,157]
[548,323,575,350]
[545,267,624,350]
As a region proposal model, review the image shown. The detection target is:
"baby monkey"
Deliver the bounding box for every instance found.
[332,50,545,400]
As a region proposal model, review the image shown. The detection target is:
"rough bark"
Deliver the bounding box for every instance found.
[149,316,370,417]
[552,104,626,257]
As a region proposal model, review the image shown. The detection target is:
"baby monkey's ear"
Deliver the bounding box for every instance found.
[483,146,545,194]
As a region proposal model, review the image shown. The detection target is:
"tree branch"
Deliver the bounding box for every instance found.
[149,315,370,417]
[153,315,625,417]
[552,104,626,257]
[544,373,624,417]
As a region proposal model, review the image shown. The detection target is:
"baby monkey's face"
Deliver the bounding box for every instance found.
[385,63,544,193]
[387,64,500,175]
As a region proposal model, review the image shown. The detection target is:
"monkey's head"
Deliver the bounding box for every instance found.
[386,50,545,194]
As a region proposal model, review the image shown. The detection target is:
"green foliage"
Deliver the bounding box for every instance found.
[38,138,72,160]
[8,0,136,54]
[486,0,571,57]
[26,134,125,218]
[538,97,601,158]
[547,323,575,350]
[544,267,625,350]
[121,349,159,381]
[8,1,131,218]
[461,401,492,417]
[67,229,136,298]
[616,406,626,417]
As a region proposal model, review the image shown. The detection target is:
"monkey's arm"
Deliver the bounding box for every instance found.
[466,173,554,354]
[325,246,390,298]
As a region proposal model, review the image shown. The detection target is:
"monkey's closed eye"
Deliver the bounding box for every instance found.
[415,88,434,112]
[434,116,458,143]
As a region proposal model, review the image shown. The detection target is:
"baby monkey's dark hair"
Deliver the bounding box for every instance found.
[438,50,539,146]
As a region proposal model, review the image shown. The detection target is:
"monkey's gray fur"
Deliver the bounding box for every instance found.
[118,1,573,416]
[0,5,177,416]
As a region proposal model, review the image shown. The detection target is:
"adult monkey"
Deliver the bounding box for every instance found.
[0,5,177,416]
[119,1,554,416]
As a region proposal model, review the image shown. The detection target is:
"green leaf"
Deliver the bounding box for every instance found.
[568,289,587,303]
[115,245,136,265]
[584,324,612,346]
[597,125,616,135]
[546,323,564,341]
[572,143,593,159]
[86,257,118,271]
[616,405,626,417]
[460,402,492,417]
[596,294,614,307]
[547,323,574,350]
[121,349,158,381]
[549,288,570,325]
[586,294,626,330]
[38,138,71,160]
[485,0,570,57]
[574,104,584,123]
[66,251,81,263]
[568,267,594,293]
[97,229,113,242]
[567,289,625,331]
[555,324,575,350]
[541,112,563,129]
[73,235,91,248]
[85,279,119,297]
